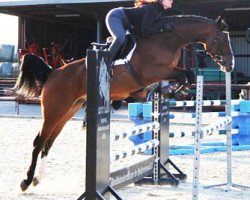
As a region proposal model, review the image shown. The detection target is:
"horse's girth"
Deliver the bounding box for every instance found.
[125,61,145,87]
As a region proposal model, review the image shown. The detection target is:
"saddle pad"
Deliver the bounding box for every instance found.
[114,43,137,66]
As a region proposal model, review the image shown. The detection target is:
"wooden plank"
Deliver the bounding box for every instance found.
[110,156,155,189]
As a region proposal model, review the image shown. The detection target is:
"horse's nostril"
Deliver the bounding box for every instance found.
[225,65,233,72]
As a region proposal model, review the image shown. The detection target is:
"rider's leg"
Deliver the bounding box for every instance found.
[105,8,128,62]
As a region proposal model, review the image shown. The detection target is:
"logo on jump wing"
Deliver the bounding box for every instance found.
[98,57,110,107]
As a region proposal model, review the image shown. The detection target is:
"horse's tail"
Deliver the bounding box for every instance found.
[13,54,53,97]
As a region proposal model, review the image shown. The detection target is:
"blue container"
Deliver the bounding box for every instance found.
[232,107,250,145]
[231,104,240,112]
[128,103,143,117]
[232,116,247,128]
[233,134,250,145]
[240,101,250,113]
[143,102,152,118]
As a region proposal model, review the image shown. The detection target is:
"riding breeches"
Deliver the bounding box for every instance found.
[105,7,130,62]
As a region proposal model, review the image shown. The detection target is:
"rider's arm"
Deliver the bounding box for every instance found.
[141,3,165,36]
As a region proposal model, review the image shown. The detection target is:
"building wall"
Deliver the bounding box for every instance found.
[230,31,250,79]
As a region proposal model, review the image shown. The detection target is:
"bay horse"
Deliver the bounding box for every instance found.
[15,15,234,191]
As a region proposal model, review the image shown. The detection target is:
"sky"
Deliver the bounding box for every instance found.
[0,13,18,45]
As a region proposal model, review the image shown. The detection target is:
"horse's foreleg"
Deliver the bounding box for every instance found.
[172,68,195,99]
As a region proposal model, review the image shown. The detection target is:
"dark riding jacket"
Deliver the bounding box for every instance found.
[124,2,179,36]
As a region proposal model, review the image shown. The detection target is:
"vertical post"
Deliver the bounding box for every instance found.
[225,72,232,188]
[138,83,186,186]
[18,17,26,49]
[152,88,169,183]
[152,91,160,183]
[192,76,203,200]
[95,15,102,43]
[158,84,169,169]
[85,49,111,199]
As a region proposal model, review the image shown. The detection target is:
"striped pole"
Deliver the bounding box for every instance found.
[169,111,239,119]
[110,139,160,163]
[168,117,235,138]
[111,121,160,142]
[169,99,227,107]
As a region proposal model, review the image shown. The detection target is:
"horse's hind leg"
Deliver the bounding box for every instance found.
[32,99,84,186]
[20,122,55,191]
[32,138,53,186]
[32,123,65,187]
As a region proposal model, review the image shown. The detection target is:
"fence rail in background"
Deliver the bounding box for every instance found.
[0,78,16,96]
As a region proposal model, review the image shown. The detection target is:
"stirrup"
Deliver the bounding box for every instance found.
[91,42,108,50]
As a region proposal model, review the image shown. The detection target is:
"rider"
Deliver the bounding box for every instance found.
[105,0,175,64]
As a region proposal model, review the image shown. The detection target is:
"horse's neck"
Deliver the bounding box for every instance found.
[176,20,216,43]
[129,18,218,86]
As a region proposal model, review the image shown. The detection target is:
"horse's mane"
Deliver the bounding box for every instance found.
[150,15,228,35]
[161,15,214,23]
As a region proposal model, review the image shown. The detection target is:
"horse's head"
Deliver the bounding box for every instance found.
[205,17,234,72]
[148,15,235,73]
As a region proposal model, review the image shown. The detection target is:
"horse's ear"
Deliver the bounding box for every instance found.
[216,15,228,31]
[216,15,225,23]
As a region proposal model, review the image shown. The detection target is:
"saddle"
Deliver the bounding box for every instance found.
[107,34,136,61]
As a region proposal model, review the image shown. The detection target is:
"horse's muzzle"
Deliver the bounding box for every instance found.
[220,64,233,73]
[215,54,234,72]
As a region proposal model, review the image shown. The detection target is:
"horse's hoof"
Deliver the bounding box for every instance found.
[32,177,39,186]
[20,180,29,192]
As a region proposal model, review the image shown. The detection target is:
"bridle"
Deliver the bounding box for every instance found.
[169,22,233,72]
[205,30,233,71]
